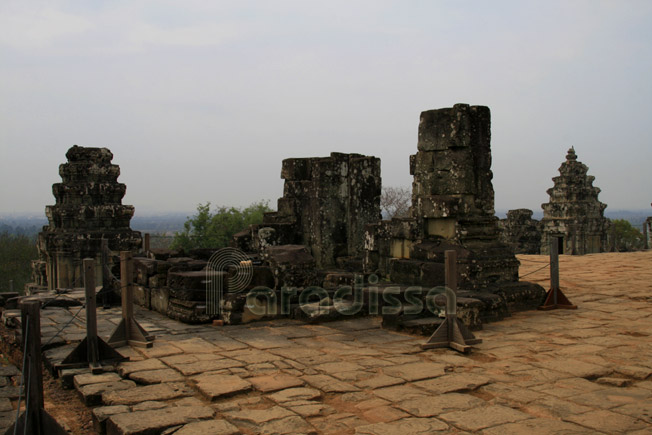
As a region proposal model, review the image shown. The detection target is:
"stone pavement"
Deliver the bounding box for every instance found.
[25,252,652,433]
[0,357,20,434]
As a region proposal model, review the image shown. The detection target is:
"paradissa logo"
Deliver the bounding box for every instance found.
[205,247,453,317]
[244,276,453,317]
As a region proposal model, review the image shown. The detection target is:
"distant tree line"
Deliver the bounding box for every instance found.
[612,219,645,251]
[171,201,272,250]
[0,232,38,294]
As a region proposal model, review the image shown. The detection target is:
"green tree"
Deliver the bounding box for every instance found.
[612,219,645,251]
[172,201,272,250]
[0,232,38,294]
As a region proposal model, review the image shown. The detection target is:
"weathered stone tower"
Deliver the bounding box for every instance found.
[540,148,610,255]
[235,152,381,269]
[365,104,544,308]
[37,145,142,289]
[499,209,542,254]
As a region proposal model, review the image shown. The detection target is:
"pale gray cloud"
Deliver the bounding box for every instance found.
[1,0,651,216]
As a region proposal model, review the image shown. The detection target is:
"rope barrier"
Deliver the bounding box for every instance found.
[517,257,550,264]
[44,305,84,347]
[520,262,550,278]
[23,361,32,435]
[13,316,29,435]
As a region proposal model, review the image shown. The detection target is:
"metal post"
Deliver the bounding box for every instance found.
[144,233,150,253]
[539,236,577,310]
[121,251,134,322]
[101,239,110,309]
[644,220,649,250]
[444,250,457,344]
[550,237,559,305]
[23,301,43,432]
[84,259,99,370]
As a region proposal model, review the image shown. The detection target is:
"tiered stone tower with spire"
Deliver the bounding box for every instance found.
[37,145,142,289]
[540,147,610,255]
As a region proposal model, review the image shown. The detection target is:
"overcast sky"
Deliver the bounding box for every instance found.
[1,0,651,217]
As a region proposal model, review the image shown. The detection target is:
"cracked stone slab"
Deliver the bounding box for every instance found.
[129,369,185,385]
[224,405,296,426]
[173,419,240,435]
[164,356,244,376]
[286,400,336,417]
[301,374,359,393]
[267,387,321,403]
[194,374,252,401]
[439,404,530,431]
[567,386,652,409]
[361,406,410,423]
[136,343,183,359]
[118,358,167,376]
[373,385,428,402]
[382,362,446,382]
[414,373,490,394]
[106,405,214,435]
[356,374,405,390]
[249,373,305,392]
[533,359,611,379]
[564,409,648,433]
[92,405,130,434]
[355,417,449,434]
[74,372,122,388]
[483,418,592,435]
[396,393,485,417]
[78,380,137,406]
[103,382,193,405]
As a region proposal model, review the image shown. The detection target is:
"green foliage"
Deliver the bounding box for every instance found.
[613,219,645,251]
[0,232,38,294]
[171,201,272,250]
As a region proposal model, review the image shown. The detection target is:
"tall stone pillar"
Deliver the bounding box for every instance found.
[364,104,545,310]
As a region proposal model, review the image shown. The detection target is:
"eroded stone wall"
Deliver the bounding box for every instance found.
[499,209,542,254]
[235,152,381,270]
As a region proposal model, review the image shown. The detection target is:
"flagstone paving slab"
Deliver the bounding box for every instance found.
[439,404,531,431]
[355,417,449,434]
[564,409,648,433]
[248,373,304,392]
[106,405,214,435]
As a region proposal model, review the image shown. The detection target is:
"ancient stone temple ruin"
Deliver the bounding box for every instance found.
[35,146,142,289]
[364,104,544,309]
[499,209,542,254]
[540,148,610,255]
[234,152,381,269]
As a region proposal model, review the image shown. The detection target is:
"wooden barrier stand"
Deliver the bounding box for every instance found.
[6,301,67,434]
[57,258,127,373]
[421,250,482,353]
[539,236,577,310]
[107,251,154,348]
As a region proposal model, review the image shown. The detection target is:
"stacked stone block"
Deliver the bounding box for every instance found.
[540,148,610,255]
[499,209,542,254]
[365,104,544,311]
[236,152,381,270]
